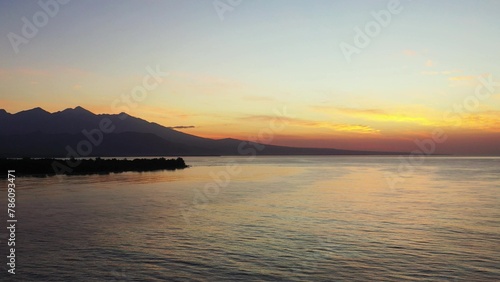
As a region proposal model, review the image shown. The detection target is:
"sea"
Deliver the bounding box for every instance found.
[1,156,499,281]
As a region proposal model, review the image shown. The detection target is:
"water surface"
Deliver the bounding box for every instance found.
[2,156,499,281]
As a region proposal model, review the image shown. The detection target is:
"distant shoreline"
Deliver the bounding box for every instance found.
[0,157,189,177]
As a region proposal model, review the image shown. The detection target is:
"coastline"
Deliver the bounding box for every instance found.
[0,157,189,177]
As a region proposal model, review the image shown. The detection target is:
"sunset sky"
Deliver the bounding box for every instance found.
[1,0,499,155]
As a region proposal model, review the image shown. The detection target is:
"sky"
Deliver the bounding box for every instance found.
[1,0,500,155]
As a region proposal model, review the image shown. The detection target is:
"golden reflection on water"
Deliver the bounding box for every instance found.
[16,165,304,189]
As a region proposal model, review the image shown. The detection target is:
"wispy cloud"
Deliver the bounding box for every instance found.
[239,115,379,134]
[243,95,276,102]
[421,69,462,75]
[312,105,500,133]
[312,106,439,126]
[449,75,476,81]
[168,125,196,129]
[402,49,417,56]
[460,111,500,132]
[327,124,379,134]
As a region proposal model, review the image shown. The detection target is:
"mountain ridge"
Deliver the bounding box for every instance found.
[0,106,406,157]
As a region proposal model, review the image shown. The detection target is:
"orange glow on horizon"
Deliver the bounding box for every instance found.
[2,101,500,155]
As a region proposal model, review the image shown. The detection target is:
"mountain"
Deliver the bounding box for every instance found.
[0,107,404,157]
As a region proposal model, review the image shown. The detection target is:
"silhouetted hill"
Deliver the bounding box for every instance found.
[0,132,205,158]
[0,107,405,157]
[0,106,212,145]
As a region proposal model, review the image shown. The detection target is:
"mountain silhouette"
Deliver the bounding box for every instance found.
[0,107,404,157]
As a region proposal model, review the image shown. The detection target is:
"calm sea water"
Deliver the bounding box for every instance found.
[1,156,499,281]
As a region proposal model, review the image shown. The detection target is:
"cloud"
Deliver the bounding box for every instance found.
[425,59,434,67]
[402,49,417,56]
[421,69,462,75]
[449,75,476,81]
[312,105,500,133]
[243,95,276,102]
[239,115,294,123]
[327,124,379,134]
[312,106,438,126]
[330,107,385,116]
[168,125,196,129]
[460,111,500,132]
[239,115,379,134]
